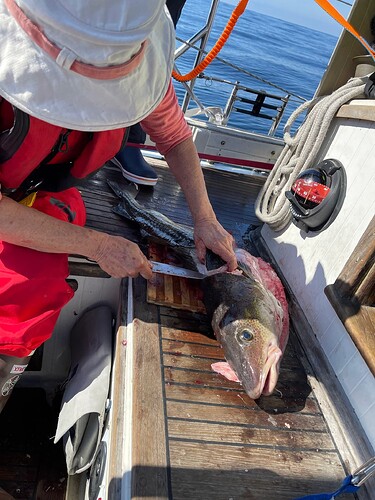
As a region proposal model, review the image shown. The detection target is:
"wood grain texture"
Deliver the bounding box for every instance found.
[147,242,206,313]
[325,216,375,375]
[168,441,346,500]
[131,278,169,499]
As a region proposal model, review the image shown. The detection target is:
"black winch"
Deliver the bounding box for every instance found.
[285,158,346,233]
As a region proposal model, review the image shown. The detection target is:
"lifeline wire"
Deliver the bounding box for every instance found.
[175,35,307,101]
[254,76,366,232]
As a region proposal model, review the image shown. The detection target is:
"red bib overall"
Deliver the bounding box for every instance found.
[0,98,126,356]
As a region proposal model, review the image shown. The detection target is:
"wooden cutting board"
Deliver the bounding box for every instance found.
[147,242,206,313]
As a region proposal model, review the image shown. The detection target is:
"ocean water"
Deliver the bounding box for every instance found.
[172,0,338,137]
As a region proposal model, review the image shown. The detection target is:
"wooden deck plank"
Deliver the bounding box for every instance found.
[168,441,346,484]
[108,322,128,499]
[164,367,314,406]
[162,338,306,371]
[163,351,312,377]
[162,326,310,369]
[162,339,225,360]
[164,352,226,371]
[165,366,242,391]
[165,384,322,415]
[107,279,132,499]
[167,401,329,432]
[168,442,348,500]
[130,278,170,499]
[168,419,336,450]
[162,328,218,345]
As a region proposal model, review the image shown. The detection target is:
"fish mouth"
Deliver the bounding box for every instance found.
[259,344,283,397]
[244,345,283,400]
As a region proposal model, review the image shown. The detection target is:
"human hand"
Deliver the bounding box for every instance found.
[194,217,237,272]
[91,233,153,279]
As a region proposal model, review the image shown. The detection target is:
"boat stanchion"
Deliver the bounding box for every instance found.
[351,456,375,487]
[293,456,375,499]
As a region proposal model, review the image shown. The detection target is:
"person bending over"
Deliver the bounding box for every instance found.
[0,0,236,410]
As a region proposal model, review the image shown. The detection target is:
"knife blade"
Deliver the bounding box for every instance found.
[150,261,207,280]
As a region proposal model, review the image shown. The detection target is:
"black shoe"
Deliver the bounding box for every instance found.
[112,146,158,186]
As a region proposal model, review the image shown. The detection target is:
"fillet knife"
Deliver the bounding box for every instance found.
[150,261,207,280]
[150,261,227,279]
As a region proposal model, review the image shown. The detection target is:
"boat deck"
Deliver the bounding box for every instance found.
[94,160,353,499]
[79,157,265,245]
[0,159,354,499]
[119,274,355,500]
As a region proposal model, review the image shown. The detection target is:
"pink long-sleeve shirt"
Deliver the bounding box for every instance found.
[141,80,192,156]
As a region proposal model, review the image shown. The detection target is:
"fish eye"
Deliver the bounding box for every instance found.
[237,329,254,343]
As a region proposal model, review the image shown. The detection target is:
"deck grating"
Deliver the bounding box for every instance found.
[157,308,354,500]
[78,158,265,246]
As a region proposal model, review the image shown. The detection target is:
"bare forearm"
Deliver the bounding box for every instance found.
[0,196,104,258]
[0,195,153,279]
[165,137,237,270]
[164,137,217,223]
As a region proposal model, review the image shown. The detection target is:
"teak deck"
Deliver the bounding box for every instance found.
[99,161,353,499]
[114,273,354,500]
[0,160,354,499]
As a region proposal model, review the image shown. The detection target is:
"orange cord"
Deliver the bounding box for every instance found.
[315,0,375,58]
[172,0,249,82]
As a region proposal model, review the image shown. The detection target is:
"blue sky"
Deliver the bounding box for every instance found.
[224,0,352,36]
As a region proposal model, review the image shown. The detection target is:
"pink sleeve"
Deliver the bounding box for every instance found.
[140,80,192,156]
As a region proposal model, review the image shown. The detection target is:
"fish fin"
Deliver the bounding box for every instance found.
[107,179,138,201]
[211,362,240,383]
[112,201,133,221]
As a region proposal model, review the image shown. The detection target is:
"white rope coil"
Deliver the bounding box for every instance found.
[255,76,367,232]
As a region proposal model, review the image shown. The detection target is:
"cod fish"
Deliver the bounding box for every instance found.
[108,180,289,400]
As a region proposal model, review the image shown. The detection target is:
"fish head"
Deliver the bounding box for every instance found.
[211,280,284,400]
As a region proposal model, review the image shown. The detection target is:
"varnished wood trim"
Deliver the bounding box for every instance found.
[131,277,169,499]
[336,103,375,122]
[108,281,129,499]
[332,217,374,301]
[356,262,375,304]
[68,260,110,278]
[324,216,375,375]
[325,286,375,375]
[108,278,169,499]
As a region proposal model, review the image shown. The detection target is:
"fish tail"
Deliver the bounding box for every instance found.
[107,180,138,202]
[107,179,145,220]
